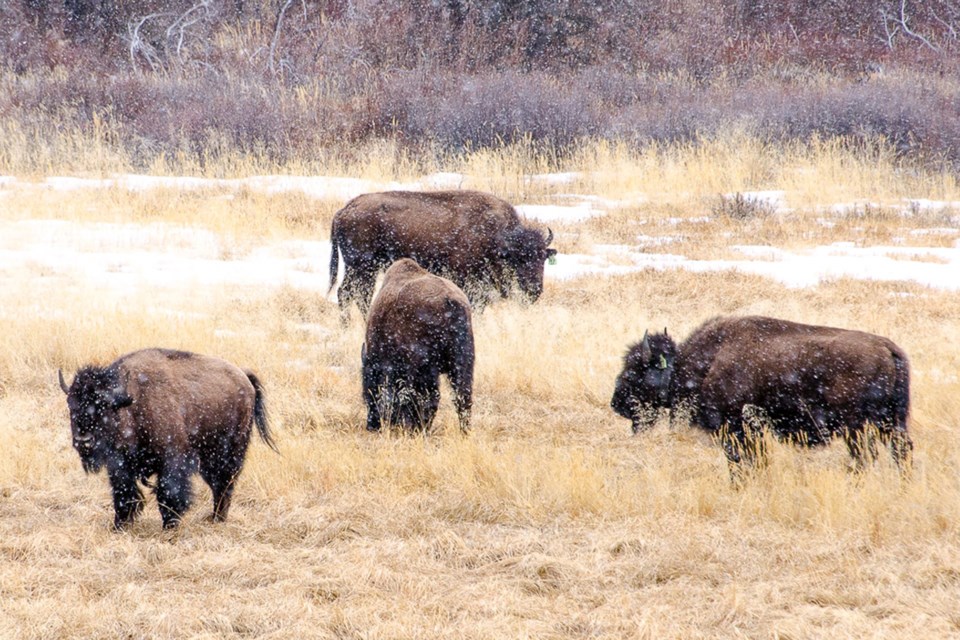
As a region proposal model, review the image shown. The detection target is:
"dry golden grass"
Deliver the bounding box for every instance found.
[1,139,959,638]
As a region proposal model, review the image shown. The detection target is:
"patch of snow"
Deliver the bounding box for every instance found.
[905,198,960,211]
[825,201,885,215]
[0,219,335,296]
[527,172,582,185]
[910,227,960,236]
[418,173,467,189]
[663,216,712,225]
[635,234,682,247]
[554,193,644,209]
[516,203,601,223]
[546,241,960,291]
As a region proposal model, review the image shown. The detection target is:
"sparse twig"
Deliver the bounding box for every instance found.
[932,12,957,40]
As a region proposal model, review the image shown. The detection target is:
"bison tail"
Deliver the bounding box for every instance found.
[247,372,279,453]
[327,221,340,296]
[890,349,911,429]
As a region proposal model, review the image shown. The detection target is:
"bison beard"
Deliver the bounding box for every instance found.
[611,316,913,472]
[328,190,556,321]
[61,349,277,530]
[362,259,475,433]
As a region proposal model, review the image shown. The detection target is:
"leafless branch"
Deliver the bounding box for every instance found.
[898,0,941,52]
[270,0,295,77]
[165,1,211,66]
[879,9,900,50]
[126,12,175,74]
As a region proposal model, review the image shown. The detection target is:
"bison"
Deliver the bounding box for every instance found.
[59,348,278,529]
[328,190,556,320]
[362,258,475,433]
[610,316,912,470]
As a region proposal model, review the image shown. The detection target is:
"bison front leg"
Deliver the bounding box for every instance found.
[108,464,144,530]
[155,455,195,529]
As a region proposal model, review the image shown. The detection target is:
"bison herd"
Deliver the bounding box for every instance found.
[58,190,913,530]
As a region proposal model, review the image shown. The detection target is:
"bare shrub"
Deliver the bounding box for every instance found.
[712,193,779,221]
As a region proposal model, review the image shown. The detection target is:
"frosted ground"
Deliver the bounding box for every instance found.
[1,173,959,300]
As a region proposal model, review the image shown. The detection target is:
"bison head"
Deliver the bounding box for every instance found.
[610,330,678,434]
[497,227,557,302]
[59,366,132,473]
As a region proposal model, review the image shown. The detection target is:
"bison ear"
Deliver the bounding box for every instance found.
[110,393,133,409]
[546,248,557,259]
[106,380,133,409]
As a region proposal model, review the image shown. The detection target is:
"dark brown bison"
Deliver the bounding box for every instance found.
[328,190,556,319]
[362,258,475,432]
[59,349,277,529]
[611,316,912,469]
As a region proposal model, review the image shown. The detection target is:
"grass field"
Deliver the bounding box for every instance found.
[1,139,959,638]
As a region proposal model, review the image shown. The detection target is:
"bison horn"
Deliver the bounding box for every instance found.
[545,228,553,246]
[639,330,652,362]
[58,369,70,394]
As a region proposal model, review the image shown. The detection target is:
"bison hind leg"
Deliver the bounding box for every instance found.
[338,265,378,322]
[843,425,882,473]
[399,385,439,432]
[877,425,913,473]
[201,459,244,523]
[888,430,913,470]
[155,456,196,529]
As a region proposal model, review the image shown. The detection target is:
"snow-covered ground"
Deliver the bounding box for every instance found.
[551,243,960,290]
[1,175,959,296]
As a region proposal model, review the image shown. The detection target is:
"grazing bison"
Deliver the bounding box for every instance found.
[610,316,912,469]
[328,190,556,319]
[362,258,475,432]
[59,349,277,529]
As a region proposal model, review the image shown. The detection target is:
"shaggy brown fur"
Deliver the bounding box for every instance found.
[60,349,276,529]
[362,259,475,432]
[328,190,556,319]
[611,316,912,469]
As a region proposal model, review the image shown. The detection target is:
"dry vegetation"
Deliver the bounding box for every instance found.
[1,137,959,638]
